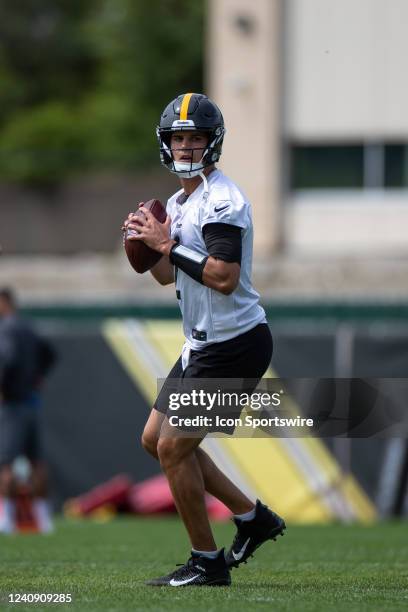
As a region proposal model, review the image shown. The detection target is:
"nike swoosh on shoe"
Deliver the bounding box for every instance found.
[169,575,201,586]
[232,537,251,561]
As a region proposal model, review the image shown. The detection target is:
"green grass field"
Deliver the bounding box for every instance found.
[1,518,407,611]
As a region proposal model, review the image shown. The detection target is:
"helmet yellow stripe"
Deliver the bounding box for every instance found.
[179,93,193,120]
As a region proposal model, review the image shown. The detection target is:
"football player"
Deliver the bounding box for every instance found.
[123,93,285,586]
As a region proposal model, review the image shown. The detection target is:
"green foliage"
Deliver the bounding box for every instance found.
[0,0,100,111]
[0,0,205,186]
[79,93,158,170]
[0,103,86,185]
[109,0,204,107]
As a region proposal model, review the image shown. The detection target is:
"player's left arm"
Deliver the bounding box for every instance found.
[131,210,242,295]
[201,259,240,295]
[162,223,241,295]
[201,223,241,295]
[159,223,241,295]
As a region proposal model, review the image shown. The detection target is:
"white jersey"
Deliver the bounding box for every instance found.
[167,169,266,350]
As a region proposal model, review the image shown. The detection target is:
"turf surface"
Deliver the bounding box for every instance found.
[0,518,407,611]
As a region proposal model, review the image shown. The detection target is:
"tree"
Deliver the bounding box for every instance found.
[0,0,100,118]
[84,0,205,168]
[0,0,205,185]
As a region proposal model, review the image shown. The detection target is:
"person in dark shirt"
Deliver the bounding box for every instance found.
[0,288,56,533]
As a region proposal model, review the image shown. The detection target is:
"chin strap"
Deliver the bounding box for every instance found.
[199,171,209,201]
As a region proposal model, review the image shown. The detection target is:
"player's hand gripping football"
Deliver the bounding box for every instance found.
[122,204,174,256]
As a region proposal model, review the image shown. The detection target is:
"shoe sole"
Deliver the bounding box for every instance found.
[200,578,231,587]
[227,518,286,569]
[146,577,231,587]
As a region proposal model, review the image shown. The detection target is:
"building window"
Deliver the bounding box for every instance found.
[290,143,408,190]
[385,145,408,188]
[291,145,364,189]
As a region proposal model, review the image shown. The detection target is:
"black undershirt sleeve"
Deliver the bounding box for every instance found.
[202,223,242,265]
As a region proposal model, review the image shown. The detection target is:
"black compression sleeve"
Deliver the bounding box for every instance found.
[169,243,208,284]
[202,223,242,264]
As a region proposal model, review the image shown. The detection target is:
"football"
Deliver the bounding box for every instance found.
[124,199,167,273]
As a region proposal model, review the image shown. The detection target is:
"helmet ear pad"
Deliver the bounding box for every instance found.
[204,128,225,164]
[156,128,173,166]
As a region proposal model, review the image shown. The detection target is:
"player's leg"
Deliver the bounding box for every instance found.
[178,324,285,568]
[31,460,48,498]
[27,409,53,533]
[196,448,253,513]
[30,460,53,533]
[211,324,286,568]
[0,463,13,496]
[0,405,18,496]
[141,407,165,458]
[142,347,255,514]
[157,429,215,550]
[141,354,182,457]
[142,407,253,514]
[0,463,15,533]
[147,423,230,587]
[0,403,24,533]
[144,408,216,549]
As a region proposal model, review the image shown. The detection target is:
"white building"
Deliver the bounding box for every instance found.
[208,0,408,258]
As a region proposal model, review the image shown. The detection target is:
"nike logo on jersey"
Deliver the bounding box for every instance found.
[169,574,201,586]
[214,204,230,213]
[232,537,251,561]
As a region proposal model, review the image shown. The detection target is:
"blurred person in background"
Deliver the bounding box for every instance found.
[0,288,56,533]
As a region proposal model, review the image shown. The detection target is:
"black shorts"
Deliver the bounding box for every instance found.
[0,403,44,466]
[154,323,273,432]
